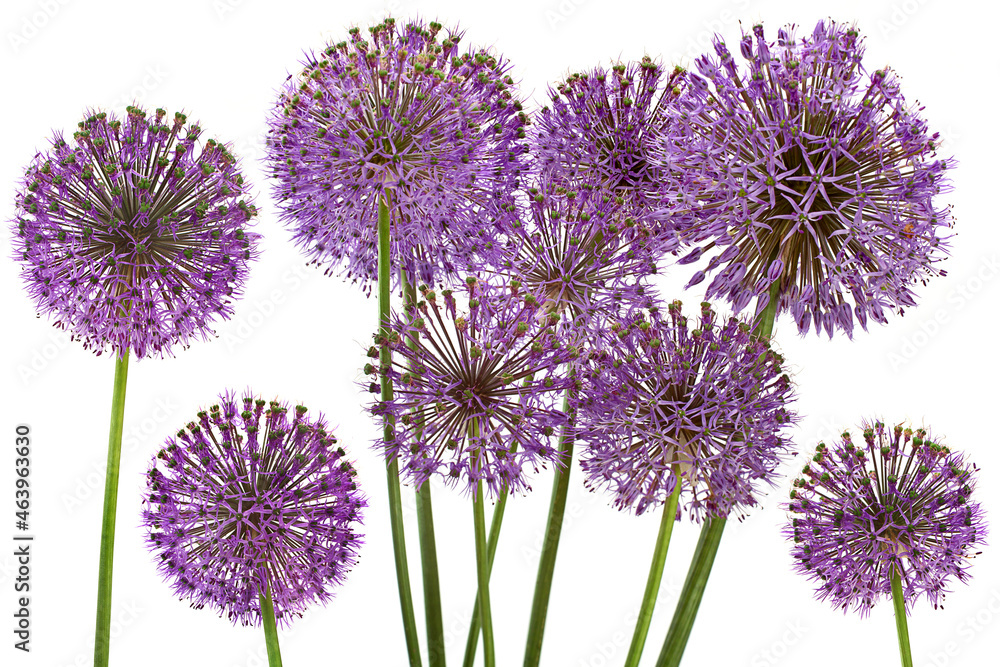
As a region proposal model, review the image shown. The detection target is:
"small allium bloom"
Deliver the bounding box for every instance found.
[574,300,795,517]
[786,421,986,615]
[267,17,528,288]
[142,392,366,626]
[661,21,953,338]
[367,278,576,497]
[11,106,259,358]
[534,57,685,217]
[491,180,664,333]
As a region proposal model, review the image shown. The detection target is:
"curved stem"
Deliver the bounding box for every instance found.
[402,272,446,667]
[471,420,495,667]
[260,583,283,667]
[891,569,913,667]
[379,196,423,667]
[523,388,574,667]
[656,280,781,667]
[94,351,129,667]
[624,476,682,667]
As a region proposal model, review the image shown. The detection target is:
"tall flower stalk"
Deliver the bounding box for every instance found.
[785,421,985,667]
[267,18,527,664]
[10,106,258,667]
[142,392,366,666]
[572,299,794,666]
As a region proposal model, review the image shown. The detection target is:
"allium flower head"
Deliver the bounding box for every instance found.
[490,179,664,334]
[142,391,366,626]
[534,57,685,216]
[11,106,259,358]
[661,21,953,338]
[786,420,986,615]
[574,300,795,517]
[366,278,576,497]
[267,17,528,288]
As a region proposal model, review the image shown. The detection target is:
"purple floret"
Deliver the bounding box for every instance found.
[266,17,528,289]
[786,420,987,615]
[142,392,366,627]
[11,106,259,359]
[660,21,954,338]
[366,278,576,498]
[574,300,796,518]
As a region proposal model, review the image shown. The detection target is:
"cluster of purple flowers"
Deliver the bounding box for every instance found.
[574,300,795,517]
[787,421,985,615]
[267,17,528,289]
[142,392,366,626]
[367,278,576,497]
[11,106,259,358]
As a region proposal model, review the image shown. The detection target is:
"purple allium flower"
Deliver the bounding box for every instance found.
[786,420,986,615]
[660,21,954,338]
[366,278,576,497]
[142,391,366,626]
[489,179,664,334]
[266,17,528,289]
[11,106,259,358]
[533,57,685,218]
[573,300,795,517]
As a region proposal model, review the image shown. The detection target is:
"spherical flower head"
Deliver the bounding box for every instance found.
[786,420,986,616]
[142,392,366,627]
[534,57,685,221]
[487,179,665,337]
[366,278,576,497]
[267,17,528,289]
[661,21,954,338]
[11,106,260,359]
[574,300,796,518]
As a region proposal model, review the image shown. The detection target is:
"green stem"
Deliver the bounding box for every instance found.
[260,583,283,667]
[471,421,495,667]
[523,388,574,667]
[655,517,725,667]
[462,480,512,667]
[891,570,913,667]
[656,279,781,667]
[94,351,129,667]
[402,272,446,667]
[379,196,423,667]
[624,476,682,667]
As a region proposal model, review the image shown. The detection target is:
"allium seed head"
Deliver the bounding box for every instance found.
[11,106,259,358]
[786,420,986,615]
[661,21,954,338]
[267,17,528,289]
[368,279,576,497]
[142,391,366,626]
[574,300,796,517]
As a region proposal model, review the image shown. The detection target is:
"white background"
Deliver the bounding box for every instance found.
[2,0,998,665]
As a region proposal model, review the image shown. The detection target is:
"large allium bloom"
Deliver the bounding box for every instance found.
[142,392,366,626]
[574,300,795,517]
[786,420,986,615]
[661,21,954,338]
[366,278,576,497]
[490,179,664,334]
[11,106,259,358]
[267,17,528,288]
[533,57,685,217]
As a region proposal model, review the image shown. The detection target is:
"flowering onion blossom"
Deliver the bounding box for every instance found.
[366,278,576,497]
[488,180,664,335]
[267,17,528,289]
[533,57,685,218]
[11,106,259,358]
[142,392,366,626]
[660,21,954,338]
[786,421,986,615]
[573,300,795,517]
